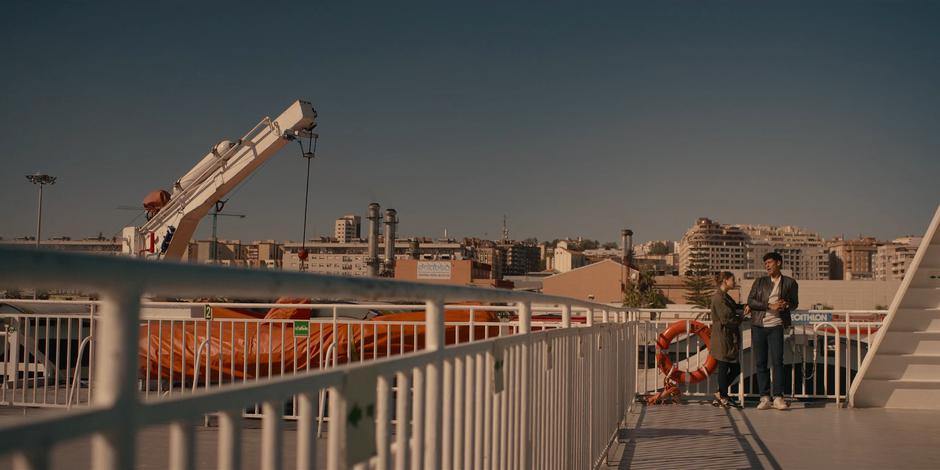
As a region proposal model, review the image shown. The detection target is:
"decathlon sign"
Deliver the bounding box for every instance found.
[791,312,832,324]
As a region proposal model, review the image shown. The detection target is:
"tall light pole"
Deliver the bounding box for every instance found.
[26,173,56,249]
[26,173,56,299]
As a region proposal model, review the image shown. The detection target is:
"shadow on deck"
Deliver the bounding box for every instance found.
[608,400,940,470]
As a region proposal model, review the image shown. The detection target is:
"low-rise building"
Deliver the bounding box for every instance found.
[550,241,588,273]
[471,243,505,279]
[282,239,469,276]
[583,248,623,263]
[542,259,637,304]
[394,259,510,288]
[633,240,676,257]
[634,254,679,275]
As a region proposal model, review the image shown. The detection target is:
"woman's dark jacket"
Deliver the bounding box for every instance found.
[709,290,743,363]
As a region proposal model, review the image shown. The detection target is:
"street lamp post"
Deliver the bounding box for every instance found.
[25,173,57,249]
[26,173,56,299]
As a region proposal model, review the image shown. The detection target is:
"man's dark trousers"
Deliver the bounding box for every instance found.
[752,325,785,397]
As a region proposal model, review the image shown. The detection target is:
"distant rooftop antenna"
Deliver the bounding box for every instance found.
[502,215,510,242]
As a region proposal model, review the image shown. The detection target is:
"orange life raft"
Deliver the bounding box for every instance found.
[137,299,502,381]
[655,320,717,384]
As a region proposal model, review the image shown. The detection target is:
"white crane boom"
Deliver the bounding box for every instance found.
[122,100,317,260]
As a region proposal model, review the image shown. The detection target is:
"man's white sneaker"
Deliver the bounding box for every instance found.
[757,396,772,410]
[773,396,790,410]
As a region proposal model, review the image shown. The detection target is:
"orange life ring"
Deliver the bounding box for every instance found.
[655,320,717,384]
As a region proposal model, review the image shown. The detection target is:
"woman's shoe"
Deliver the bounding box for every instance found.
[712,393,731,409]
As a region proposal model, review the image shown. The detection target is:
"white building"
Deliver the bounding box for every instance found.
[334,215,361,243]
[738,224,829,280]
[678,218,750,274]
[633,240,676,256]
[875,236,922,280]
[551,241,588,273]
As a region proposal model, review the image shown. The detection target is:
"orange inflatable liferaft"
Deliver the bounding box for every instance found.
[137,299,502,381]
[655,320,717,384]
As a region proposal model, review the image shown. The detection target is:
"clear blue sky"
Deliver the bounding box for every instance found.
[2,1,938,244]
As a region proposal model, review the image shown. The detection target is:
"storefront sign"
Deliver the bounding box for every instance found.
[417,261,451,280]
[791,312,832,324]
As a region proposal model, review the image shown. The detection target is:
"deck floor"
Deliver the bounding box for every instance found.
[3,399,940,469]
[610,400,940,469]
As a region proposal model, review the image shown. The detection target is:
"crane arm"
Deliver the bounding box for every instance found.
[122,100,317,260]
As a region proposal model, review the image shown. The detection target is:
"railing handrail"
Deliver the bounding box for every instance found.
[0,297,890,317]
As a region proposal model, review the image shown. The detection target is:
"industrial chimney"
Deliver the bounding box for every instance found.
[366,203,381,277]
[382,208,398,276]
[621,229,633,268]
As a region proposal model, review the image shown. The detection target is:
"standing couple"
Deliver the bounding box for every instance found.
[709,252,799,410]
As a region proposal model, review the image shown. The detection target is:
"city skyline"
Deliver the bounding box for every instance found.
[2,2,939,245]
[0,210,924,247]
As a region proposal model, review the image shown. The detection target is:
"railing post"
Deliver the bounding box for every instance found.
[219,409,242,470]
[327,383,348,470]
[561,305,571,328]
[518,301,531,469]
[262,400,284,470]
[519,302,531,335]
[424,299,445,470]
[586,308,594,326]
[835,330,842,407]
[469,308,476,342]
[297,393,316,470]
[601,309,609,323]
[169,419,195,470]
[92,290,141,470]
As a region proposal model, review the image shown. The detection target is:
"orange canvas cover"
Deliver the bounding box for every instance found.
[143,189,171,219]
[138,300,500,382]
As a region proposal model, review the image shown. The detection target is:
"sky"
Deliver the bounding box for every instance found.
[1,1,939,245]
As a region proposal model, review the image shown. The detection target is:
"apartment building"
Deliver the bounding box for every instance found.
[738,224,829,280]
[334,215,361,243]
[828,237,880,280]
[874,236,922,280]
[678,218,750,274]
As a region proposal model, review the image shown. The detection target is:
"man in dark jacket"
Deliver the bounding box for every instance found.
[748,252,799,410]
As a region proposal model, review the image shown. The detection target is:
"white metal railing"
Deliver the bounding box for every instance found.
[0,247,636,470]
[632,309,884,404]
[0,300,567,414]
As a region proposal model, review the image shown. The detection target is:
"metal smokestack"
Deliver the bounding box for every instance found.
[366,203,381,277]
[383,208,398,276]
[621,229,633,267]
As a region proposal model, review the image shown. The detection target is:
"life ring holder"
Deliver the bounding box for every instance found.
[655,320,717,384]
